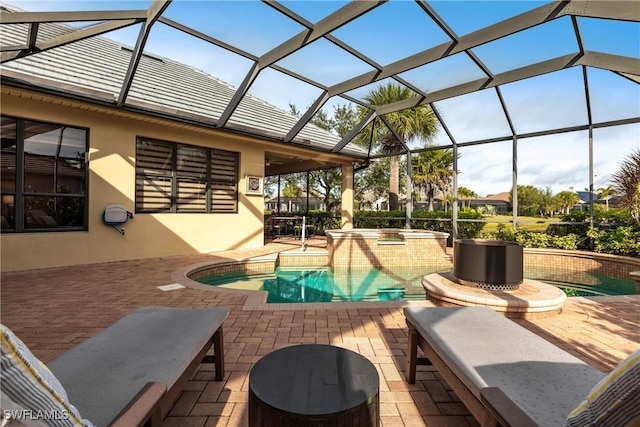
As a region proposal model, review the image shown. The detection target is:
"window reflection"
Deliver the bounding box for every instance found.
[0,116,88,232]
[23,122,86,194]
[1,117,17,230]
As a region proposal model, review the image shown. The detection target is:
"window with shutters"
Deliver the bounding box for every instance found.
[135,138,238,214]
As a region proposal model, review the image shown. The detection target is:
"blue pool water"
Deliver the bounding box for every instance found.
[198,267,636,303]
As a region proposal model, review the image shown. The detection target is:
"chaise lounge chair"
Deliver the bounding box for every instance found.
[1,306,229,427]
[404,306,639,427]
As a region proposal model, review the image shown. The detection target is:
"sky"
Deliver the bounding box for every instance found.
[3,0,640,197]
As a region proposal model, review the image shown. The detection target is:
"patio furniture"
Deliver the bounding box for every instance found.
[404,306,607,427]
[293,218,315,239]
[249,344,380,426]
[41,307,228,426]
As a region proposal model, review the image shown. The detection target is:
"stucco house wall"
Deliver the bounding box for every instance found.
[1,88,268,272]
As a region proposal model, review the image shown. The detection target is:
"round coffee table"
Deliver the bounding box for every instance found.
[249,344,380,426]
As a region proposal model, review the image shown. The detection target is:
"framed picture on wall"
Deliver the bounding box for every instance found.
[245,175,263,195]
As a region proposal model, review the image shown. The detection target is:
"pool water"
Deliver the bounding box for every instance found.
[526,268,636,297]
[198,267,636,303]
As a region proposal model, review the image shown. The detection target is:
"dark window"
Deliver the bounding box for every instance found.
[1,117,88,233]
[135,138,238,214]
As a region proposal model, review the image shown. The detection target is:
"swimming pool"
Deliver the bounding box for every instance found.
[197,266,636,303]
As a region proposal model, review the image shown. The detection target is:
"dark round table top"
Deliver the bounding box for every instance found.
[249,344,379,416]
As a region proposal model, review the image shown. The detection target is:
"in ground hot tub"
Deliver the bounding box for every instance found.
[453,239,523,290]
[325,228,451,270]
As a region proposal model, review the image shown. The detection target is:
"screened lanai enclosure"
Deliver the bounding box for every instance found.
[1,0,639,243]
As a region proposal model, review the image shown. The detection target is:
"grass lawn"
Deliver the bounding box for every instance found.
[478,215,560,233]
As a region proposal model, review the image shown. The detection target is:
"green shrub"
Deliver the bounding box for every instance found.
[307,210,340,233]
[588,226,640,257]
[549,234,580,250]
[352,209,486,244]
[354,210,405,228]
[480,225,579,250]
[412,209,485,242]
[480,223,516,241]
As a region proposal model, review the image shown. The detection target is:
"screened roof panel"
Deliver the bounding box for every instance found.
[279,1,349,22]
[518,131,589,194]
[5,23,134,94]
[398,53,488,94]
[6,1,151,12]
[471,17,579,75]
[329,0,451,66]
[0,22,27,47]
[500,67,588,134]
[0,0,638,168]
[245,67,324,113]
[578,17,640,59]
[162,1,304,57]
[343,77,412,104]
[593,123,640,187]
[274,38,376,87]
[588,67,640,123]
[425,127,454,148]
[458,140,512,197]
[433,89,512,143]
[145,22,255,89]
[428,1,554,37]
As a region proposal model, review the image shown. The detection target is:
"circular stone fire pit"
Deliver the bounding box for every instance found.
[453,239,523,291]
[422,239,566,318]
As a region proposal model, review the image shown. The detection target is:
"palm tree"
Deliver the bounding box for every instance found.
[412,148,454,211]
[596,185,617,210]
[611,149,640,225]
[441,192,453,213]
[359,83,438,210]
[554,190,580,214]
[457,186,478,208]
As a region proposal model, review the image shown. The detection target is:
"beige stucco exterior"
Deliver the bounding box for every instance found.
[0,87,356,272]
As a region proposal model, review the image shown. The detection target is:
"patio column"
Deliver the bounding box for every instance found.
[341,163,354,229]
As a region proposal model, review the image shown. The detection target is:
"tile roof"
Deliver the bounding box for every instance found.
[0,6,368,158]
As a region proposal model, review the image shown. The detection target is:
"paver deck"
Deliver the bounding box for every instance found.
[1,237,638,427]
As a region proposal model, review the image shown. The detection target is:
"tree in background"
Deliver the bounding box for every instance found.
[457,186,478,208]
[538,186,559,217]
[359,83,439,210]
[511,185,542,216]
[355,157,393,210]
[284,103,362,212]
[611,149,640,225]
[554,190,580,214]
[597,185,617,210]
[412,147,454,211]
[333,105,359,138]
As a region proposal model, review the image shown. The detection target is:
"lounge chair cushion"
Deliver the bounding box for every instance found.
[404,306,606,426]
[47,307,228,426]
[1,324,94,427]
[565,349,640,427]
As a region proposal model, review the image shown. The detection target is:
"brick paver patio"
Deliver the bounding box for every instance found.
[1,237,638,426]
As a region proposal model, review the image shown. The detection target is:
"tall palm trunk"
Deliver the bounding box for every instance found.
[389,155,399,210]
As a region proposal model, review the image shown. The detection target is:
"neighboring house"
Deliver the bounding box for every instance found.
[575,191,621,210]
[415,191,511,214]
[0,7,366,272]
[469,192,512,214]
